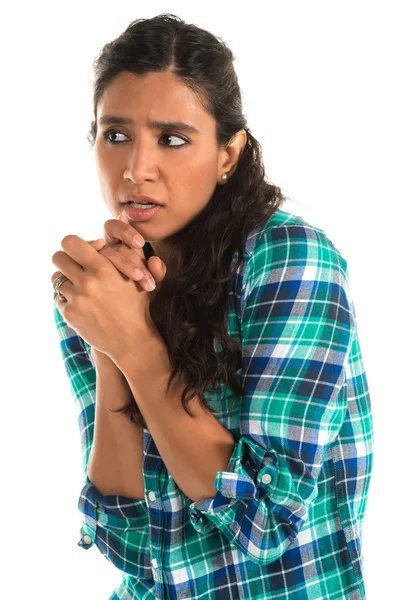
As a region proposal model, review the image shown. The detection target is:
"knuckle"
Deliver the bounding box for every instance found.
[52,250,63,263]
[98,244,112,255]
[130,259,147,277]
[115,254,130,269]
[61,234,75,246]
[96,262,110,276]
[126,258,138,270]
[99,246,131,274]
[103,219,115,229]
[100,245,121,263]
[82,276,97,294]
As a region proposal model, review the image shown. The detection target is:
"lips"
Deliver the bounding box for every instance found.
[122,194,163,205]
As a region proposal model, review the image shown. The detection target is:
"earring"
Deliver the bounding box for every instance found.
[221,173,228,182]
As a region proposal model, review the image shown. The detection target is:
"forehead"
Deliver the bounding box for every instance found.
[97,70,210,126]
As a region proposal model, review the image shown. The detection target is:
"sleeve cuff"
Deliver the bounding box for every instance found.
[78,478,148,549]
[187,436,278,534]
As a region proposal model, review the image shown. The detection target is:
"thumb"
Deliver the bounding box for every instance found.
[148,255,167,284]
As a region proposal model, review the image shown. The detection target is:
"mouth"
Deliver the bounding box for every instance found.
[122,194,163,206]
[123,200,159,209]
[123,203,162,221]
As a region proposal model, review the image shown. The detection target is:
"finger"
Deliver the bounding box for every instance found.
[118,211,146,247]
[146,256,167,297]
[87,238,105,250]
[101,213,145,249]
[60,235,106,272]
[51,269,74,299]
[102,242,151,276]
[51,249,84,281]
[114,244,161,290]
[147,255,167,283]
[98,245,157,291]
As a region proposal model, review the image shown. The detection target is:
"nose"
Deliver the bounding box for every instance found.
[123,136,158,184]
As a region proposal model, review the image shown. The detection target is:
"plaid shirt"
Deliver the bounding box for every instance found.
[53,208,374,599]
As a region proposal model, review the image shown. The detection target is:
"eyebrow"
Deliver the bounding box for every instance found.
[98,115,200,134]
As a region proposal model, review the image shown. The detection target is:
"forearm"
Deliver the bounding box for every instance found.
[88,355,145,499]
[115,337,236,503]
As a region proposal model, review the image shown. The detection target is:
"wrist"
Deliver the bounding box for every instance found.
[92,349,135,409]
[114,332,171,379]
[92,347,120,371]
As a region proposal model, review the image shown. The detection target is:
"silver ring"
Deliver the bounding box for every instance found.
[53,274,69,301]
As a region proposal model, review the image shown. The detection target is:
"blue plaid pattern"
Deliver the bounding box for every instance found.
[54,208,374,599]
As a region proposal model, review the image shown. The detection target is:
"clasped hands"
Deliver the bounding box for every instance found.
[51,212,167,364]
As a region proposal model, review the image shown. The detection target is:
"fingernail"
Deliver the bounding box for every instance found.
[144,278,156,291]
[133,235,144,247]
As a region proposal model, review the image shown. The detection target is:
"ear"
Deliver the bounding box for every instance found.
[218,129,247,177]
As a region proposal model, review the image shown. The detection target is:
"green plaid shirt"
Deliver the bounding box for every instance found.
[54,208,374,599]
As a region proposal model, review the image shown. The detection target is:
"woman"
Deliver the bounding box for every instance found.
[51,13,374,600]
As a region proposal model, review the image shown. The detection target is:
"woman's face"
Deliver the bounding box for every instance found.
[94,70,241,261]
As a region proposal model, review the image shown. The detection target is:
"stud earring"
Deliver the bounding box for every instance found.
[221,173,228,182]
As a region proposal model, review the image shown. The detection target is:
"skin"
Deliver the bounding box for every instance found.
[94,70,247,274]
[52,71,248,497]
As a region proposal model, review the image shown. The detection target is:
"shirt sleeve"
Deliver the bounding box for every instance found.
[54,292,152,576]
[186,224,356,566]
[53,291,96,479]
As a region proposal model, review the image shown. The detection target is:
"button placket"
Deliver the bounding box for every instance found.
[147,489,162,570]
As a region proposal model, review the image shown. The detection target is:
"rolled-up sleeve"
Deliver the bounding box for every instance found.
[187,224,355,566]
[53,291,97,478]
[53,292,152,577]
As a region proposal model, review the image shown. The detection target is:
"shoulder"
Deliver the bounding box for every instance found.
[238,207,356,340]
[241,207,349,288]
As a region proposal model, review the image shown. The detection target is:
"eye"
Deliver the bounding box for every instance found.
[102,129,188,148]
[159,133,188,148]
[102,130,129,144]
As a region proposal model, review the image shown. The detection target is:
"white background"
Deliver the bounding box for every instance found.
[1,1,397,598]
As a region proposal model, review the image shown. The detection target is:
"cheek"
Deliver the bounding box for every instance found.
[95,147,108,169]
[95,151,117,186]
[186,166,217,200]
[177,181,216,215]
[188,154,218,190]
[94,148,106,178]
[181,155,216,187]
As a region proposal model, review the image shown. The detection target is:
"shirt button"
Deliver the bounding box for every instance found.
[151,558,158,568]
[82,534,92,544]
[262,473,272,484]
[148,491,156,501]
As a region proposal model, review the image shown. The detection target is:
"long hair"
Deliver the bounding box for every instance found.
[87,13,288,427]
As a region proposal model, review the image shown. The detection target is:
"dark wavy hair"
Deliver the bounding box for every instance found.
[87,13,288,427]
